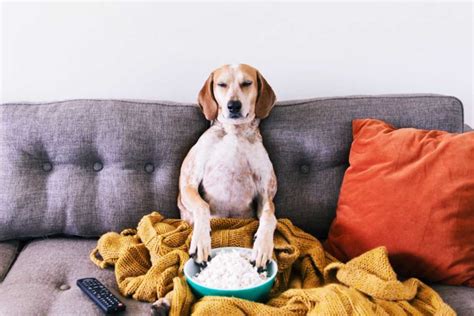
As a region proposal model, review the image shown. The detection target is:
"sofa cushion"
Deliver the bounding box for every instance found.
[260,95,463,238]
[0,238,472,315]
[0,238,150,315]
[325,119,474,286]
[0,100,208,240]
[0,95,464,240]
[0,240,20,282]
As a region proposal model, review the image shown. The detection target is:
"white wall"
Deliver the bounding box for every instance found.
[2,2,473,126]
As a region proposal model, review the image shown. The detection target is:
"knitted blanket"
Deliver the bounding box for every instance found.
[90,212,454,315]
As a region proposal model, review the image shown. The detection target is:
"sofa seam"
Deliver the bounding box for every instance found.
[0,241,21,283]
[275,95,461,107]
[0,94,461,108]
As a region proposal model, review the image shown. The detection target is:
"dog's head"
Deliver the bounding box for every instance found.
[198,64,276,123]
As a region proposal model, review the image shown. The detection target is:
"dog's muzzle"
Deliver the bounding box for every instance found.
[227,100,242,118]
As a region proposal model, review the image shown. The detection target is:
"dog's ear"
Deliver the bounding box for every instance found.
[197,72,218,121]
[255,71,276,119]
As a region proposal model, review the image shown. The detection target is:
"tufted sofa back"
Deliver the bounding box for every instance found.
[0,95,464,240]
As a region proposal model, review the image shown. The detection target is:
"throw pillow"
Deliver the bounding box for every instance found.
[325,118,474,286]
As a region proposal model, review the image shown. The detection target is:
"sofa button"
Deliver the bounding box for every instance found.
[59,284,70,291]
[144,163,155,174]
[42,162,53,172]
[93,162,103,172]
[300,164,310,174]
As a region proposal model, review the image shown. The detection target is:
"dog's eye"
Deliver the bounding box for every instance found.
[217,83,227,88]
[241,81,252,87]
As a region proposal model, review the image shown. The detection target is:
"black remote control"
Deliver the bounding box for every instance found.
[77,278,126,314]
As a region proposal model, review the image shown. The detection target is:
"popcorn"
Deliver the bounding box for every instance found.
[193,250,268,289]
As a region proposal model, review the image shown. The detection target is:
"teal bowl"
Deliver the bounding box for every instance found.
[184,247,278,302]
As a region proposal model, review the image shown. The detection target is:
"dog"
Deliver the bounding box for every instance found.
[151,64,277,315]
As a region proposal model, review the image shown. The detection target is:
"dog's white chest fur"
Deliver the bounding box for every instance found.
[201,130,260,218]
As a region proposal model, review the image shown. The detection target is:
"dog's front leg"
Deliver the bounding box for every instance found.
[253,195,277,268]
[251,146,278,268]
[182,185,212,264]
[178,141,214,265]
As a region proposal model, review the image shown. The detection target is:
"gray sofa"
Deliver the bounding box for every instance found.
[0,95,472,315]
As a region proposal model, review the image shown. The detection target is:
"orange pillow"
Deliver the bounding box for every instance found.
[325,119,474,286]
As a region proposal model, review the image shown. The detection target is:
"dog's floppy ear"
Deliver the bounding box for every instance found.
[255,71,276,119]
[198,72,218,121]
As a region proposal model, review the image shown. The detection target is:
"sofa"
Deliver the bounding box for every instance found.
[0,94,472,315]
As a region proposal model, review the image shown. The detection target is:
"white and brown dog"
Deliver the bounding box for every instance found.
[152,64,277,314]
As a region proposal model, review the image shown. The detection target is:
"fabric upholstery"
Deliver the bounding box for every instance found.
[0,95,464,241]
[0,240,20,282]
[1,238,472,315]
[260,95,463,238]
[325,119,474,286]
[0,100,208,240]
[430,284,474,316]
[0,238,151,315]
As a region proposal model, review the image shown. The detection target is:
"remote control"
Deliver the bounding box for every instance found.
[77,278,126,314]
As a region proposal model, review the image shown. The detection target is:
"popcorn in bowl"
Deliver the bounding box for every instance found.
[193,250,268,289]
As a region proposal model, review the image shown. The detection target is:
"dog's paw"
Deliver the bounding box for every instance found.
[189,223,211,265]
[252,231,274,268]
[151,298,170,316]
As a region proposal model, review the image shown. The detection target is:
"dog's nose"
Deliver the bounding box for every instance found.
[227,100,242,114]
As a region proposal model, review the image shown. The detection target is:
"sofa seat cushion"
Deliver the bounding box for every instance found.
[430,285,474,316]
[0,240,20,282]
[0,238,150,315]
[0,238,473,315]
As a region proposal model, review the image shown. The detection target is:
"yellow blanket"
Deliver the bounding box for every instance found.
[90,212,454,315]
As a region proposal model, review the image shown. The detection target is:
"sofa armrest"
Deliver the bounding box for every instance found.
[0,240,21,282]
[464,124,473,132]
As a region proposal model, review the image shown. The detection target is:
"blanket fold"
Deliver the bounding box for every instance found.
[91,212,454,315]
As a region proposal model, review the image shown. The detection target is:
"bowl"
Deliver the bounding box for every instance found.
[184,247,278,302]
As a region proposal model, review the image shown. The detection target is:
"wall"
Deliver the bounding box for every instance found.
[2,2,473,126]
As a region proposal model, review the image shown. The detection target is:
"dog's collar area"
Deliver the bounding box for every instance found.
[212,118,260,128]
[211,119,261,138]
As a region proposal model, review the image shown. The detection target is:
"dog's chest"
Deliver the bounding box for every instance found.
[201,134,259,217]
